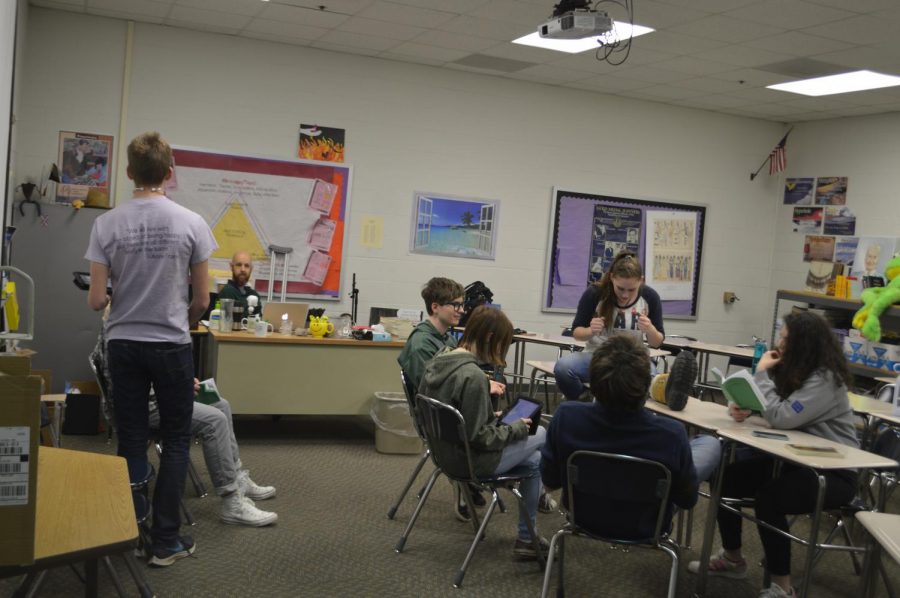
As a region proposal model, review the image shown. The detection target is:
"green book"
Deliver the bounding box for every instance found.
[196,378,222,405]
[710,368,769,412]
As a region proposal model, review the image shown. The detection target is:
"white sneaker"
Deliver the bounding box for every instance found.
[758,583,795,597]
[220,491,278,527]
[238,469,276,500]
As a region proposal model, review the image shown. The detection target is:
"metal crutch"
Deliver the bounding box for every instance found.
[266,244,294,303]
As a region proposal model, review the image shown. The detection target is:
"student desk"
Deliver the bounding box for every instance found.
[684,341,755,386]
[696,427,897,598]
[857,511,900,597]
[0,447,149,597]
[207,329,405,415]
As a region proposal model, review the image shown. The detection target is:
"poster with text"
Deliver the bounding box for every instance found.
[298,124,345,162]
[588,205,641,283]
[791,207,822,233]
[169,147,352,300]
[834,237,859,267]
[56,131,113,207]
[815,176,848,205]
[783,178,814,205]
[645,211,696,300]
[803,235,835,262]
[823,206,856,236]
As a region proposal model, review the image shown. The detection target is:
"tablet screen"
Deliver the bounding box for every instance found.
[501,398,540,425]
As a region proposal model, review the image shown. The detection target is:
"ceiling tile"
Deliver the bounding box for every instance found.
[357,0,457,28]
[310,39,382,56]
[509,64,596,83]
[564,75,653,93]
[802,15,898,45]
[168,5,252,28]
[87,0,171,17]
[258,3,350,27]
[338,16,426,40]
[777,95,857,111]
[673,76,748,93]
[612,65,695,84]
[633,31,728,56]
[86,8,165,23]
[722,86,788,102]
[813,46,900,73]
[377,52,445,66]
[828,105,900,117]
[626,84,706,100]
[743,31,856,56]
[669,14,786,44]
[241,31,316,47]
[653,55,734,75]
[651,0,763,12]
[710,67,796,86]
[723,0,853,29]
[412,29,497,52]
[806,0,897,11]
[386,0,486,12]
[437,14,532,40]
[675,93,757,108]
[165,18,244,35]
[314,29,402,51]
[172,0,263,17]
[242,18,328,41]
[479,41,564,64]
[735,102,809,116]
[628,0,716,28]
[385,41,470,62]
[277,0,377,16]
[467,0,552,27]
[693,44,795,68]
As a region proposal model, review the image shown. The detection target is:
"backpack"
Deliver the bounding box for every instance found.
[459,281,494,327]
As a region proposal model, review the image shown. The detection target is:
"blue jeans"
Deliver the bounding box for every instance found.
[554,351,658,401]
[108,340,194,548]
[690,435,721,483]
[493,426,546,540]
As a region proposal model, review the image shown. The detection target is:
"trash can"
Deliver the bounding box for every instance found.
[371,392,423,455]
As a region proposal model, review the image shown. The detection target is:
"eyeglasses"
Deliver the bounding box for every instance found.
[442,301,465,311]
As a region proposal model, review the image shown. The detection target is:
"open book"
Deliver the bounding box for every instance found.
[196,378,223,405]
[709,368,770,412]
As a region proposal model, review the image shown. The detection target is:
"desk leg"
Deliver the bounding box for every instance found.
[85,558,99,597]
[695,438,730,597]
[797,473,827,598]
[122,551,155,598]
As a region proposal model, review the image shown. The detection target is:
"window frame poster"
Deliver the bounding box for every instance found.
[542,188,706,320]
[168,146,352,301]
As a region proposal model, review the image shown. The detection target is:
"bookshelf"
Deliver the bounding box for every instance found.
[772,290,900,380]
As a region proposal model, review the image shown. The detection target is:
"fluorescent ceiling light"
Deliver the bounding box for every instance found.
[512,22,654,54]
[767,70,900,96]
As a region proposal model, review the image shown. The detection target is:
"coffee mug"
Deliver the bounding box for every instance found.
[254,321,274,337]
[242,315,260,331]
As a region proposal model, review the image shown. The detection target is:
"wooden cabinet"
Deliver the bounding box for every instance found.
[772,290,899,380]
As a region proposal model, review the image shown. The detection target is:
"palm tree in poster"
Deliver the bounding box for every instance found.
[461,210,474,228]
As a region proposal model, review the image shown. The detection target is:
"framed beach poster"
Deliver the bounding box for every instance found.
[409,192,499,260]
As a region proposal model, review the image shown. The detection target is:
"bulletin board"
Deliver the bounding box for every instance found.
[542,188,706,320]
[169,147,352,301]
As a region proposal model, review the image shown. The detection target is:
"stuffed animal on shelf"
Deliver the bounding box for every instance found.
[853,254,900,342]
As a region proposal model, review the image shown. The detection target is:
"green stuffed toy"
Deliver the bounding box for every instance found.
[853,254,900,342]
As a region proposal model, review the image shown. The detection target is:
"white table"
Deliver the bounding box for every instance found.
[857,511,900,597]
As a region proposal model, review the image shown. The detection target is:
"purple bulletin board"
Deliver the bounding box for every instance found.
[542,188,706,320]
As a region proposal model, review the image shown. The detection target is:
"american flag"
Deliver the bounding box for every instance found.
[768,133,788,175]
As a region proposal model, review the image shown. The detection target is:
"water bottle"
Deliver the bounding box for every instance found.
[751,338,767,374]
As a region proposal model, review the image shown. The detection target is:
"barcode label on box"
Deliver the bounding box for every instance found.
[0,427,30,506]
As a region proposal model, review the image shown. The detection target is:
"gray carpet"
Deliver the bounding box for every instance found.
[0,415,893,597]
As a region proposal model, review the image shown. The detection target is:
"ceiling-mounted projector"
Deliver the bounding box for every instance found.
[539,9,612,40]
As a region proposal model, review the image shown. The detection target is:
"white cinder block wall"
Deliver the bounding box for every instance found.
[14,7,810,363]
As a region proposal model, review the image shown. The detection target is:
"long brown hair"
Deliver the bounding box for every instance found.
[459,305,513,367]
[594,251,643,328]
[769,311,850,398]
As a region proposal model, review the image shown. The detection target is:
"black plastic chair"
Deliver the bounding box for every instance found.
[541,451,680,598]
[386,370,437,520]
[396,394,545,588]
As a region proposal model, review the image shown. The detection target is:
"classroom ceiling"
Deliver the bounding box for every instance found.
[30,0,900,123]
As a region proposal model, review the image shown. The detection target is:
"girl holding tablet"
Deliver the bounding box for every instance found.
[554,251,665,401]
[419,305,548,560]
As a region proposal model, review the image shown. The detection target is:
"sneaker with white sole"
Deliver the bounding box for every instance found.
[220,491,278,527]
[238,469,276,500]
[538,492,558,514]
[148,535,196,567]
[687,548,748,579]
[758,583,795,597]
[512,536,553,561]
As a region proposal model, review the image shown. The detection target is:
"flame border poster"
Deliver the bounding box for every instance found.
[169,146,352,300]
[542,188,706,320]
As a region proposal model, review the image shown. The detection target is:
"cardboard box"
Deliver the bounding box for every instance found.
[868,341,900,373]
[0,353,41,566]
[843,331,868,364]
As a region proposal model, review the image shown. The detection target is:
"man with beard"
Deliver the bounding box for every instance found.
[218,251,262,317]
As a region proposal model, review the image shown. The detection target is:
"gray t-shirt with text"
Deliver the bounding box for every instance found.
[85,196,217,344]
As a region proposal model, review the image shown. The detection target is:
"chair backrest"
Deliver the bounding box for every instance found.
[565,450,672,545]
[877,383,896,403]
[415,394,477,481]
[399,370,425,438]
